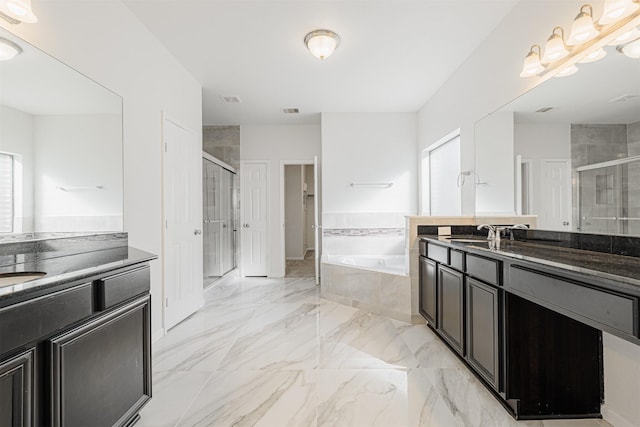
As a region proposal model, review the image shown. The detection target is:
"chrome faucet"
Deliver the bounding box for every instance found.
[477,224,497,240]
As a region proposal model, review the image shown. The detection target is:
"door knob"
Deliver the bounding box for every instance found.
[194,229,202,235]
[243,224,250,228]
[562,221,569,226]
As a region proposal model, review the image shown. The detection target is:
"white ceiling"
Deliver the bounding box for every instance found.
[123,0,519,126]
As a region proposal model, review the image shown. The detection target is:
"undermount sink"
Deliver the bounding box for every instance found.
[0,272,47,288]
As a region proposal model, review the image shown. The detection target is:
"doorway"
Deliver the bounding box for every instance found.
[281,160,319,280]
[202,153,238,286]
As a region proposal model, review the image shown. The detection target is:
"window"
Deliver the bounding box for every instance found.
[0,153,14,232]
[421,130,461,216]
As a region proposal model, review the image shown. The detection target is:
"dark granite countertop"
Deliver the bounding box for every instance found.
[0,246,157,307]
[419,235,640,291]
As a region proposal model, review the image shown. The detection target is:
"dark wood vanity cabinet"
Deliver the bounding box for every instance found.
[418,238,610,420]
[465,277,500,391]
[0,348,35,427]
[418,256,437,325]
[50,296,151,427]
[437,265,465,356]
[0,263,152,427]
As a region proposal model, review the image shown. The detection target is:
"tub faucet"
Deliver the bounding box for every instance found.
[477,224,497,240]
[507,223,529,240]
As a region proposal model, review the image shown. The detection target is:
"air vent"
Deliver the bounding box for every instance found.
[536,107,554,113]
[282,108,300,114]
[610,94,639,103]
[221,95,242,104]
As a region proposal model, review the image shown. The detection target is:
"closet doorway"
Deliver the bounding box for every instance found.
[202,152,238,286]
[281,159,319,282]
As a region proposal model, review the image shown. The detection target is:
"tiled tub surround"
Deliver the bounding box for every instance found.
[321,225,413,323]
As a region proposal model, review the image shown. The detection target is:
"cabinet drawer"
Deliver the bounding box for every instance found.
[97,266,150,310]
[427,243,448,264]
[509,265,638,337]
[450,250,465,272]
[466,254,501,286]
[0,284,93,356]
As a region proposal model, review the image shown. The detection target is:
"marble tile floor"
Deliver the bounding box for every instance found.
[138,275,612,427]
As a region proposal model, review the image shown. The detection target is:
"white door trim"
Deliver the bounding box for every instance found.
[240,160,270,277]
[280,160,314,277]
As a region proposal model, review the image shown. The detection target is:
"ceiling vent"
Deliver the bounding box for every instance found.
[282,108,300,114]
[221,95,242,104]
[610,94,639,103]
[536,106,554,113]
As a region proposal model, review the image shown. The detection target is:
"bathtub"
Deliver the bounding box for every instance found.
[324,254,408,276]
[321,254,413,323]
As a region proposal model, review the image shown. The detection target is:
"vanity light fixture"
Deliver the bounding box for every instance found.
[519,45,545,77]
[567,5,600,45]
[304,29,340,60]
[599,0,639,25]
[617,37,640,58]
[541,27,570,63]
[0,37,22,61]
[555,64,579,77]
[608,26,640,44]
[0,0,37,23]
[578,47,607,62]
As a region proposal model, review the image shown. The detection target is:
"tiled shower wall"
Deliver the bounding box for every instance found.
[203,126,240,169]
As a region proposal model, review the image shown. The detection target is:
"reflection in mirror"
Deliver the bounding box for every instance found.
[475,40,640,236]
[0,28,123,234]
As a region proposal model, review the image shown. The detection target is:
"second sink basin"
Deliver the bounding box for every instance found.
[0,272,47,288]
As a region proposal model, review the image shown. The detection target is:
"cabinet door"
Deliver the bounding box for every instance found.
[0,349,35,427]
[49,296,151,427]
[466,277,501,391]
[419,257,437,326]
[437,265,465,356]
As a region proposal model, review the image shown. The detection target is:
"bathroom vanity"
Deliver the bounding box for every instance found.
[418,230,640,420]
[0,234,156,427]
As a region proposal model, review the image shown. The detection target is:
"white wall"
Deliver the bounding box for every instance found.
[475,112,514,215]
[3,0,203,338]
[417,0,639,424]
[33,114,122,231]
[515,122,571,159]
[0,105,34,232]
[321,112,418,216]
[284,165,304,259]
[241,124,321,277]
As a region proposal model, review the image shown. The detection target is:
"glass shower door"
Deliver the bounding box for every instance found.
[203,159,223,278]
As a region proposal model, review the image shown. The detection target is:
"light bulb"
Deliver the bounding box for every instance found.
[578,47,607,63]
[520,45,545,77]
[608,27,640,45]
[555,64,579,77]
[0,38,22,61]
[542,27,570,63]
[617,37,640,58]
[599,0,639,25]
[567,5,599,46]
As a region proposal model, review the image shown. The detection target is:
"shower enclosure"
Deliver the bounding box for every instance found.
[577,156,640,236]
[203,155,238,282]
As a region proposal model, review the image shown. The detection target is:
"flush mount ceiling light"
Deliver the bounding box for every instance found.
[520,45,545,77]
[617,37,640,58]
[542,27,570,63]
[578,47,607,63]
[0,37,22,61]
[567,5,600,45]
[304,29,340,60]
[599,0,639,25]
[0,0,37,23]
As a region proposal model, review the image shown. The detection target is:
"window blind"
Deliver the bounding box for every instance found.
[0,153,14,233]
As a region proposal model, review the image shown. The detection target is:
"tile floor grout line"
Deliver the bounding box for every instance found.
[172,370,216,427]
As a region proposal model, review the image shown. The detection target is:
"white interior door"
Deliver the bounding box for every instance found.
[241,162,268,276]
[313,156,320,285]
[540,159,571,230]
[163,116,203,330]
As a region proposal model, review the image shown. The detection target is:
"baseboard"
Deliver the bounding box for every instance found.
[152,327,165,343]
[602,405,637,427]
[286,256,305,261]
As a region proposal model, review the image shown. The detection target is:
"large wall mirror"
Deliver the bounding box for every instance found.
[475,38,640,236]
[0,27,123,234]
